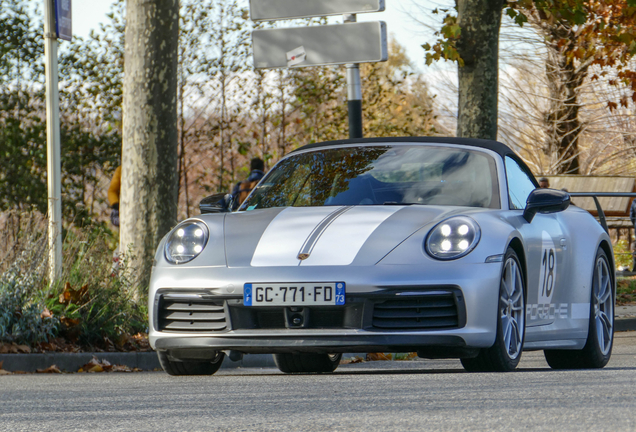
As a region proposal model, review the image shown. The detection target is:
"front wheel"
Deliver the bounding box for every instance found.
[274,353,342,373]
[544,248,614,369]
[462,247,526,372]
[158,350,225,376]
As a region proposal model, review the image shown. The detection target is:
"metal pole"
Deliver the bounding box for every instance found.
[344,14,363,139]
[44,0,62,282]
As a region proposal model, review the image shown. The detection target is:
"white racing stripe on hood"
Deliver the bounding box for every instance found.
[250,207,338,267]
[300,206,400,266]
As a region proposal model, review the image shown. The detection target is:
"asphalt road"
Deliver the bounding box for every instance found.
[2,333,636,431]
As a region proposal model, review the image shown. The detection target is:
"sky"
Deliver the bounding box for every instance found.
[72,0,434,70]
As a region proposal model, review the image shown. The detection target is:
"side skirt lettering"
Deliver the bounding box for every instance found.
[526,303,590,321]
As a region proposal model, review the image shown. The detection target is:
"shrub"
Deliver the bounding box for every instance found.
[0,211,147,349]
[47,234,148,347]
[0,228,58,344]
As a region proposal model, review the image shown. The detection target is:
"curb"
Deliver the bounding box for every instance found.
[0,352,161,373]
[2,320,635,373]
[615,318,636,332]
[0,351,277,373]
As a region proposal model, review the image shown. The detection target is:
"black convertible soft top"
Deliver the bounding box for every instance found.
[291,136,517,158]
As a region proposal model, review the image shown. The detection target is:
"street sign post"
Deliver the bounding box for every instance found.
[44,0,71,283]
[250,0,384,21]
[252,21,387,69]
[250,1,386,139]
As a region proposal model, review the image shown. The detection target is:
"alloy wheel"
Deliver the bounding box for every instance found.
[593,256,613,356]
[500,256,525,360]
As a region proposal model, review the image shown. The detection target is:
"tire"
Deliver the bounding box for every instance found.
[544,248,614,369]
[461,247,526,372]
[273,353,342,373]
[158,350,225,376]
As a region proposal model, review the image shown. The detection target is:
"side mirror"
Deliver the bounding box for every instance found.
[199,193,233,214]
[523,188,570,223]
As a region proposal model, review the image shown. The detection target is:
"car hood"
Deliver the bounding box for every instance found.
[223,205,478,267]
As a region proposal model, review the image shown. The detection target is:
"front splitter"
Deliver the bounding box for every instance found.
[154,334,467,354]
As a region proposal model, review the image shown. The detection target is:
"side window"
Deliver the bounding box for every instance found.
[505,157,537,210]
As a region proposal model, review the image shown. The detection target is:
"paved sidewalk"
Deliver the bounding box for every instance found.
[2,307,635,373]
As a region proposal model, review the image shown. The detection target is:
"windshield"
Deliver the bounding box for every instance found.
[240,145,500,210]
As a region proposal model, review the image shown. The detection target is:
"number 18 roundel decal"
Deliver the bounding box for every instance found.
[538,231,557,305]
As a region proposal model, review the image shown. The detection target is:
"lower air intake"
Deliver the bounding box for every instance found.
[158,295,227,332]
[372,293,460,330]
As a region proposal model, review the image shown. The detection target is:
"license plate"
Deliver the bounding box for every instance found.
[243,282,345,307]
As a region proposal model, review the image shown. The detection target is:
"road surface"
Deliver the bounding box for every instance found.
[2,332,636,431]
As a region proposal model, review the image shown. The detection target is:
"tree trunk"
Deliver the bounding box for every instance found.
[456,0,504,140]
[219,75,226,192]
[544,45,586,174]
[278,70,286,158]
[120,0,179,295]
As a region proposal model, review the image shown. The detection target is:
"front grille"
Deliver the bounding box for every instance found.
[230,307,346,330]
[158,296,227,332]
[372,293,459,330]
[255,310,286,329]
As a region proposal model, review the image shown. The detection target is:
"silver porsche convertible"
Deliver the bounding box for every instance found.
[148,137,615,375]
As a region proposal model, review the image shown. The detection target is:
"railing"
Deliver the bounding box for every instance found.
[568,192,636,234]
[568,192,636,276]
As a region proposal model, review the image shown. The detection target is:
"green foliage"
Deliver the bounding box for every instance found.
[43,221,147,347]
[423,3,528,67]
[613,239,633,269]
[0,0,122,223]
[0,230,58,344]
[522,0,589,25]
[505,7,529,26]
[422,7,463,67]
[0,0,47,213]
[393,353,413,360]
[0,0,44,83]
[617,276,636,304]
[46,236,147,347]
[0,271,58,344]
[0,96,48,213]
[0,212,146,348]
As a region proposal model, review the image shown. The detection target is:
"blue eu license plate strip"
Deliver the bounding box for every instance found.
[243,282,345,307]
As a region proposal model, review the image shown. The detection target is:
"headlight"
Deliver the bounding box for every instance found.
[165,220,209,264]
[425,216,481,260]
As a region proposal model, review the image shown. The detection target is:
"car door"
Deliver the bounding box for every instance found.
[505,157,569,327]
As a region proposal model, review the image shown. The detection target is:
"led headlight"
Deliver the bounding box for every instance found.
[425,216,481,260]
[165,220,209,264]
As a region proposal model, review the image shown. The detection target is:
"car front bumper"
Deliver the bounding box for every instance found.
[148,262,502,357]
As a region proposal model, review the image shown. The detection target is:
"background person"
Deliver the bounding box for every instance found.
[108,166,121,227]
[108,166,122,272]
[232,158,265,210]
[631,199,636,271]
[538,177,550,188]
